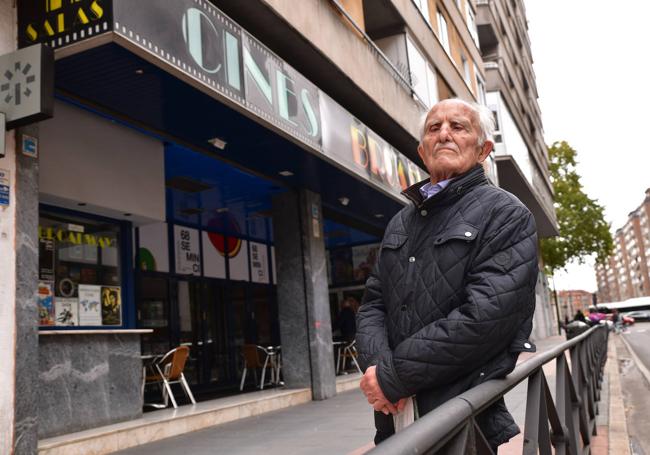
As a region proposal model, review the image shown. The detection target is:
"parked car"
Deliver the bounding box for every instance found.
[622,310,650,322]
[622,315,635,325]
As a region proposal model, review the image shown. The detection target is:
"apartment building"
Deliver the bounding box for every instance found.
[557,290,594,321]
[1,1,558,451]
[596,189,650,303]
[596,188,650,302]
[475,0,557,239]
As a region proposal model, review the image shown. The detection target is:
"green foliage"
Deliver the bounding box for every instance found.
[540,141,614,274]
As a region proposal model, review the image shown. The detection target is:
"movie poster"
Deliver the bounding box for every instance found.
[38,281,55,326]
[55,298,79,326]
[39,238,55,281]
[101,286,122,326]
[78,284,102,326]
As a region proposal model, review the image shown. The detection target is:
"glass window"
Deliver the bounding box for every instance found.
[412,0,431,26]
[406,36,439,108]
[461,55,471,85]
[466,5,479,46]
[437,9,451,56]
[475,64,487,105]
[38,210,123,327]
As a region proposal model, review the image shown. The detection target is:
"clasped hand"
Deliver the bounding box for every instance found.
[360,366,406,415]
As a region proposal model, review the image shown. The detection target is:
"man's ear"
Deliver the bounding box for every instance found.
[417,143,425,162]
[478,140,494,162]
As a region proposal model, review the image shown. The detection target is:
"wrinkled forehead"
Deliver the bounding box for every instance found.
[425,100,478,126]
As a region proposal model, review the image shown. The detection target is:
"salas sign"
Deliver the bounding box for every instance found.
[18,0,112,49]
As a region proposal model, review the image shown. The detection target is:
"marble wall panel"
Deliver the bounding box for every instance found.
[38,334,143,438]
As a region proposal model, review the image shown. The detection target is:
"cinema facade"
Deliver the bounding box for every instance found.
[0,0,557,452]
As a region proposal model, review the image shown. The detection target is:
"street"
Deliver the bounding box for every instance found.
[619,322,650,455]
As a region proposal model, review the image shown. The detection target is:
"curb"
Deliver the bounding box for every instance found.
[619,332,650,388]
[607,336,631,455]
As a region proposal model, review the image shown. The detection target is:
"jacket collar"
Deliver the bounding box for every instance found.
[401,165,489,208]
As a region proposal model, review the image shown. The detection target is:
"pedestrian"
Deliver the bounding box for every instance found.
[574,309,586,322]
[356,98,538,453]
[338,297,357,343]
[611,309,621,333]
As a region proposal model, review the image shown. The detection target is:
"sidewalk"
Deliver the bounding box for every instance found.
[109,333,622,455]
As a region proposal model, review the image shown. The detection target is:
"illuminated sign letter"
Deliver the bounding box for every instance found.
[350,125,368,169]
[224,31,241,91]
[182,7,222,74]
[276,72,298,127]
[301,89,319,137]
[243,46,273,106]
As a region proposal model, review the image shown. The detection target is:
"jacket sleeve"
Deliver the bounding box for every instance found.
[375,204,538,402]
[356,267,391,372]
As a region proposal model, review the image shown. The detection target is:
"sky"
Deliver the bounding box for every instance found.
[523,1,650,292]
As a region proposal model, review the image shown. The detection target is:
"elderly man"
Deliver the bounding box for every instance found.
[356,98,538,451]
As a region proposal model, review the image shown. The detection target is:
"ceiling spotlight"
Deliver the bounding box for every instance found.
[135,69,144,75]
[338,196,350,206]
[208,137,227,150]
[278,170,294,177]
[216,207,229,213]
[374,213,384,218]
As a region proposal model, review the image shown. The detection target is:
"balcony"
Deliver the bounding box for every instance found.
[488,91,558,237]
[211,0,425,164]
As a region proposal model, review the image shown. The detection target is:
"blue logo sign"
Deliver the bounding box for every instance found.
[0,184,9,206]
[22,133,38,158]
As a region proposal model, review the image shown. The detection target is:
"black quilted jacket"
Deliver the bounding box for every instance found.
[356,165,538,446]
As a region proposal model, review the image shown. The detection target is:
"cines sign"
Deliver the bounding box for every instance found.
[111,0,425,199]
[18,0,112,49]
[112,0,321,149]
[29,0,424,199]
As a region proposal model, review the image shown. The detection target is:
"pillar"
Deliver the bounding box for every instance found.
[0,4,40,451]
[272,189,336,400]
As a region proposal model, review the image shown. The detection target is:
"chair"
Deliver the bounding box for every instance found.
[143,346,196,409]
[336,339,362,374]
[239,344,281,391]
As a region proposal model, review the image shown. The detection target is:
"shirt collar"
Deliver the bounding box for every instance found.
[419,178,453,201]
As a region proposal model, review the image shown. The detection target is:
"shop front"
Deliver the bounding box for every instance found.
[17,0,428,439]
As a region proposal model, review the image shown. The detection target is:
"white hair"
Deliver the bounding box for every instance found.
[419,98,495,146]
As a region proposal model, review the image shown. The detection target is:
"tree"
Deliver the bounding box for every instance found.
[540,141,614,274]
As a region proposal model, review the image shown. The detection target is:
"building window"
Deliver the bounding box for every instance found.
[461,54,471,85]
[466,5,479,46]
[474,65,486,105]
[38,210,124,327]
[437,9,451,56]
[406,36,439,107]
[412,0,431,26]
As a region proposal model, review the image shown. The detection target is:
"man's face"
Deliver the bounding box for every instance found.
[417,101,493,182]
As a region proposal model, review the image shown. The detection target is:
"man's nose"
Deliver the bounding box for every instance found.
[439,123,452,141]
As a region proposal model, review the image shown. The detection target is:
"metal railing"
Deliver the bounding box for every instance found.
[369,325,609,454]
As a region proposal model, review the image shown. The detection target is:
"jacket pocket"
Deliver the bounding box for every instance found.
[434,223,479,245]
[382,232,408,250]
